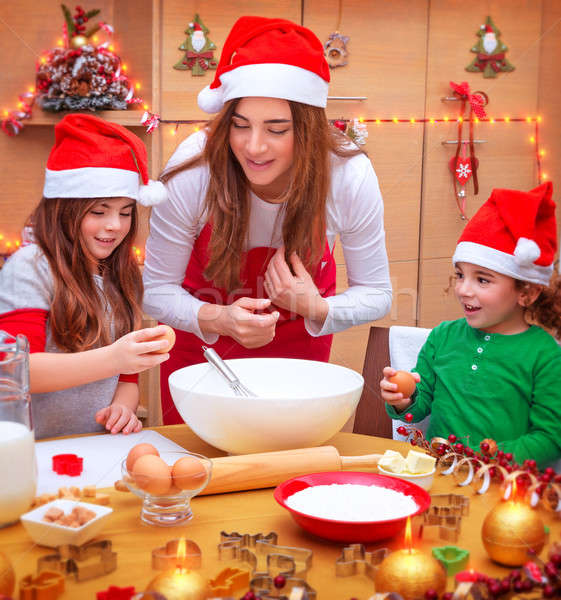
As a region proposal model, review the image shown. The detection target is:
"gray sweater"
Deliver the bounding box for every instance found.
[0,244,118,439]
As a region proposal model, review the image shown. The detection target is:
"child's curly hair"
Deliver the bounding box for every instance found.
[518,271,561,338]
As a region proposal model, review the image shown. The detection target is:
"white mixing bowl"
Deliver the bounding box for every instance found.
[168,357,364,454]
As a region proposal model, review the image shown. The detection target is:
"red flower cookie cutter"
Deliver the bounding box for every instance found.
[52,454,83,476]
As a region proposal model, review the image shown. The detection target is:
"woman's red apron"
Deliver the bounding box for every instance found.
[160,223,337,424]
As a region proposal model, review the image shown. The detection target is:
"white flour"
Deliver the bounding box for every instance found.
[286,483,418,521]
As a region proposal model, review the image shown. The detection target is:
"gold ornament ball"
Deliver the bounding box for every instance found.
[146,569,208,600]
[0,551,15,596]
[374,549,446,600]
[70,35,88,48]
[481,500,546,566]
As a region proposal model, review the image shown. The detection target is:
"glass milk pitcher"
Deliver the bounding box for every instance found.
[0,330,37,527]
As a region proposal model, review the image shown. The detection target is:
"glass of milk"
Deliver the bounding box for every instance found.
[0,331,37,527]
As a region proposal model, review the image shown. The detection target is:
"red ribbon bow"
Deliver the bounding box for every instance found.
[475,52,506,73]
[186,50,214,70]
[449,81,488,119]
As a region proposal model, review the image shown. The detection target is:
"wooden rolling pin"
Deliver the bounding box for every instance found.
[200,445,382,496]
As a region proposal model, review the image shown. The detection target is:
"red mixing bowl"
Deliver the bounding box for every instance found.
[273,471,431,543]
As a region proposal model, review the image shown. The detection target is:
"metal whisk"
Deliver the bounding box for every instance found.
[202,346,257,397]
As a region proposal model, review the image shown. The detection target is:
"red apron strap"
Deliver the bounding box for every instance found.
[160,224,337,424]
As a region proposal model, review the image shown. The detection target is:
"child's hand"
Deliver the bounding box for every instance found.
[95,403,142,435]
[111,326,172,374]
[380,366,420,411]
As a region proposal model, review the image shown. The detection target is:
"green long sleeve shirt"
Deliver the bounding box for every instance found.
[386,319,561,468]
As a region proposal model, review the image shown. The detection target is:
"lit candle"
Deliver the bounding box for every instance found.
[375,517,447,600]
[145,538,207,600]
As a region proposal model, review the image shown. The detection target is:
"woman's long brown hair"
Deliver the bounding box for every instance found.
[31,197,143,352]
[161,99,363,292]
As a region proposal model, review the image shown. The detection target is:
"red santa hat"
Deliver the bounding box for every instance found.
[453,182,557,285]
[43,114,167,206]
[197,16,330,114]
[483,24,494,33]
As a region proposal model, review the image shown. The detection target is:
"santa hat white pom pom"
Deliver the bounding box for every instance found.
[137,180,168,206]
[514,237,541,266]
[198,84,224,114]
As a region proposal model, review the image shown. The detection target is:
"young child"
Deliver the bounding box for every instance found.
[381,183,561,468]
[0,114,170,439]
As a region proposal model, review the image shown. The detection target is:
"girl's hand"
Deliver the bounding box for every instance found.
[95,403,142,435]
[380,366,420,411]
[264,247,328,322]
[215,297,280,349]
[111,326,171,375]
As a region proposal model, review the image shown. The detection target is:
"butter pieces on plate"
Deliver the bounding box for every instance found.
[379,449,435,475]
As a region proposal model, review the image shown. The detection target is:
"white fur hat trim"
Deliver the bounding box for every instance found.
[514,237,541,266]
[137,180,168,206]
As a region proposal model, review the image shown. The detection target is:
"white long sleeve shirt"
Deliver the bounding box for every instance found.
[143,130,392,342]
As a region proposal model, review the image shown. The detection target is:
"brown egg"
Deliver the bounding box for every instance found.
[152,325,176,354]
[132,454,172,496]
[126,443,160,472]
[388,370,417,398]
[171,456,209,491]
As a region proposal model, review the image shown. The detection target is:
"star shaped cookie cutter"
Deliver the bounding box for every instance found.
[335,544,389,580]
[36,539,117,581]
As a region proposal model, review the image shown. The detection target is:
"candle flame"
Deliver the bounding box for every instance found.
[174,537,187,574]
[404,516,412,553]
[177,537,186,562]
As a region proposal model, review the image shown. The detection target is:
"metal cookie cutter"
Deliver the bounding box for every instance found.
[335,544,389,581]
[208,566,250,597]
[20,570,65,600]
[151,539,202,570]
[37,539,117,582]
[255,539,313,580]
[430,494,470,517]
[250,575,316,600]
[418,493,470,543]
[218,531,278,574]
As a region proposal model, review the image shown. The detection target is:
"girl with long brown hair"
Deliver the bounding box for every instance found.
[143,16,392,424]
[0,114,170,439]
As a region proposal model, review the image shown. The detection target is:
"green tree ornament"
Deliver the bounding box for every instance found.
[466,16,515,78]
[173,14,217,76]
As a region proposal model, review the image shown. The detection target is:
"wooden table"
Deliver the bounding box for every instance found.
[2,426,560,599]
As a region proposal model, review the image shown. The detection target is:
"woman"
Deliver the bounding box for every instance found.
[143,16,392,423]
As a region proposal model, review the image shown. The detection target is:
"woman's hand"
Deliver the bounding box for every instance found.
[264,247,328,322]
[380,366,420,412]
[95,403,142,435]
[110,326,170,375]
[199,298,280,349]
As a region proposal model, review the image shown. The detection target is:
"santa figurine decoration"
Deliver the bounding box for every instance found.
[173,14,217,76]
[466,16,515,78]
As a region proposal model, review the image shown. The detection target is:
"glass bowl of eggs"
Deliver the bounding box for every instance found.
[122,444,212,527]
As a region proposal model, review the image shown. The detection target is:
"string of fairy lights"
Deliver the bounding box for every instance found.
[0,31,549,263]
[0,114,548,265]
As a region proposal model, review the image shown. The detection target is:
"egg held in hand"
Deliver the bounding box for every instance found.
[172,456,209,491]
[388,370,416,398]
[132,454,172,496]
[126,443,160,472]
[151,325,176,354]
